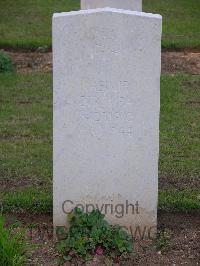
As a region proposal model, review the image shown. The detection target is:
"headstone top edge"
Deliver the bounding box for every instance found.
[53,8,162,20]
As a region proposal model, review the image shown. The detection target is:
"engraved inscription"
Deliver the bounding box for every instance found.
[77,80,135,136]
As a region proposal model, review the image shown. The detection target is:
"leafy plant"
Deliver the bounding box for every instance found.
[56,208,133,263]
[0,215,26,266]
[0,51,13,73]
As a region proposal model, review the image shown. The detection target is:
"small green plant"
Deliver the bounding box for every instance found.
[0,51,13,73]
[0,215,26,266]
[56,208,133,263]
[155,228,172,251]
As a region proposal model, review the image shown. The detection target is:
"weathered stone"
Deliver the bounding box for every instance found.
[81,0,142,11]
[53,8,162,237]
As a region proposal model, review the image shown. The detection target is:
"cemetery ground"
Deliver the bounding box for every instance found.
[0,67,200,264]
[0,0,200,49]
[0,1,200,265]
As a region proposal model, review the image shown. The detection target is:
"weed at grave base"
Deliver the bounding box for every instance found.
[0,51,14,73]
[56,208,133,264]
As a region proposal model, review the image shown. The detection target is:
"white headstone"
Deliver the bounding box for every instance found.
[81,0,142,11]
[53,8,162,238]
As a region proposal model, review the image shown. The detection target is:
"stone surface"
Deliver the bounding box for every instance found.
[53,8,162,237]
[81,0,142,11]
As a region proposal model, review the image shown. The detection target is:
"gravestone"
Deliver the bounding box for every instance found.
[53,8,162,237]
[81,0,142,11]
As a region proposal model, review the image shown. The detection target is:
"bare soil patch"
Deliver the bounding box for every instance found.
[159,173,200,191]
[162,51,200,75]
[8,51,52,73]
[5,212,200,265]
[0,177,45,192]
[6,50,200,75]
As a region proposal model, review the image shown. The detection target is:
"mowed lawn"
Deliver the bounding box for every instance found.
[0,0,199,48]
[0,73,199,212]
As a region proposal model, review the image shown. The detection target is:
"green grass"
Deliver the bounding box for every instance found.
[159,190,200,212]
[144,0,200,48]
[0,73,52,185]
[1,188,199,214]
[0,0,199,49]
[160,75,200,185]
[0,0,79,50]
[0,73,199,213]
[0,188,52,214]
[0,215,26,265]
